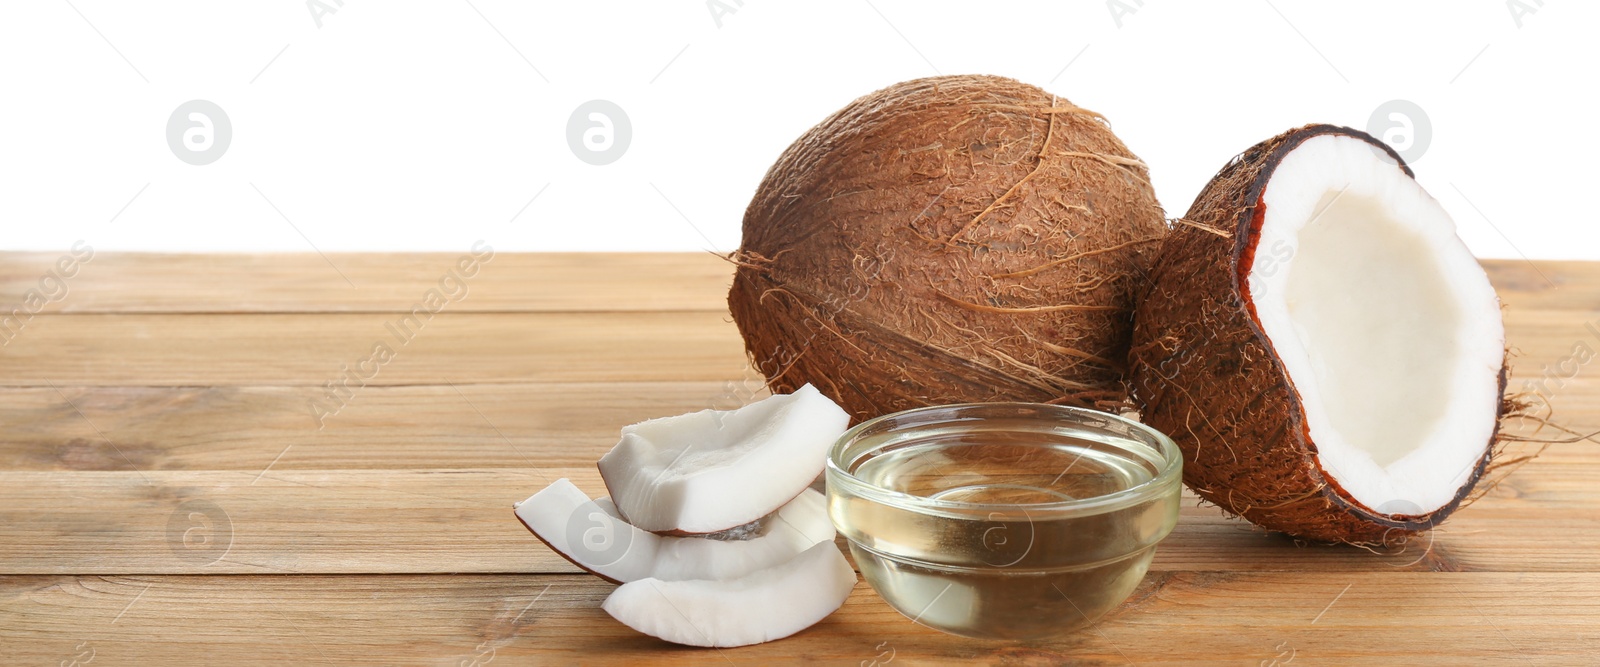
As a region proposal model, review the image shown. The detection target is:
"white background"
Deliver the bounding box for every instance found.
[2,0,1594,260]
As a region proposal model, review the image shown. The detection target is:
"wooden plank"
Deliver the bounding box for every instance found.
[1,468,1594,576]
[0,311,749,386]
[0,375,1590,473]
[2,252,1593,315]
[0,306,1590,387]
[0,382,768,471]
[1483,259,1600,313]
[1,252,1596,663]
[0,252,735,313]
[2,572,1595,665]
[1504,309,1600,361]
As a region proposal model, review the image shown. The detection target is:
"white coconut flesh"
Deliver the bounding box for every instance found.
[513,479,835,583]
[1246,134,1505,516]
[602,540,857,648]
[597,383,851,533]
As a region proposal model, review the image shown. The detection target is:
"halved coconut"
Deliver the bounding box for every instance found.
[1130,124,1509,543]
[513,479,835,584]
[602,541,856,648]
[597,384,850,534]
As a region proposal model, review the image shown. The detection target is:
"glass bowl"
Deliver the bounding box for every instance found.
[825,403,1182,640]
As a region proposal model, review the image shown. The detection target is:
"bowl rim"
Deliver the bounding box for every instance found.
[825,402,1183,517]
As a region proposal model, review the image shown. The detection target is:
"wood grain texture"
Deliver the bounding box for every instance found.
[0,252,734,313]
[1,466,1595,576]
[3,573,1596,666]
[0,381,769,470]
[0,311,748,386]
[1484,259,1600,312]
[1,253,1597,664]
[0,251,1584,315]
[0,308,1590,387]
[0,378,1589,472]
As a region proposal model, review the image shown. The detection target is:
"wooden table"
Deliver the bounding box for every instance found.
[1,252,1596,665]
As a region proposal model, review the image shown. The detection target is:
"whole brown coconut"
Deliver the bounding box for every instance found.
[1129,124,1514,544]
[729,75,1167,423]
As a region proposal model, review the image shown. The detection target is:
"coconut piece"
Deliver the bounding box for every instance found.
[513,479,834,584]
[601,541,856,648]
[729,74,1168,423]
[1129,124,1509,543]
[597,384,849,534]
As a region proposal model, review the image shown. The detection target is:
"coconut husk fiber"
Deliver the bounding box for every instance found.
[1128,124,1512,544]
[730,74,1167,423]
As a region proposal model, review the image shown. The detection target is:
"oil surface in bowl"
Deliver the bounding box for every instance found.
[851,426,1156,502]
[832,417,1178,640]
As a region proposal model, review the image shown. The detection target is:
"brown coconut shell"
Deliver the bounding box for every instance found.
[1128,124,1511,544]
[730,75,1167,423]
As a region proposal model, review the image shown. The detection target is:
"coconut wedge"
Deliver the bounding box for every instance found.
[514,479,835,583]
[597,384,850,534]
[602,541,856,648]
[1130,125,1509,543]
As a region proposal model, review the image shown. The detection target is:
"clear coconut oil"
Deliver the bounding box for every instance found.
[827,405,1182,640]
